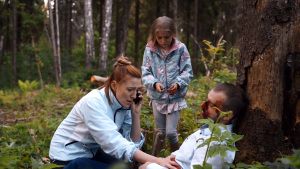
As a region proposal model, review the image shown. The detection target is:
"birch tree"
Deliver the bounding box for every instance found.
[84,0,95,69]
[99,0,113,72]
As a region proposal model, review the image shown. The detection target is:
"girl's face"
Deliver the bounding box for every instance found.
[155,30,174,50]
[111,75,143,108]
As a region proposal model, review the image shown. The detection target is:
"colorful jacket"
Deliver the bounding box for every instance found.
[141,39,193,103]
[49,88,144,162]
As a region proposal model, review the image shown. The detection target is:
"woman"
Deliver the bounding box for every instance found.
[49,56,178,169]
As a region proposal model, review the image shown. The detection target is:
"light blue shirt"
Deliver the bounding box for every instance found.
[49,88,144,162]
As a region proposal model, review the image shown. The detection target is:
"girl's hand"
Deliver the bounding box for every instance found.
[167,83,179,95]
[155,83,165,93]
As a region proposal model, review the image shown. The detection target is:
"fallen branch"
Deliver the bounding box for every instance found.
[90,75,108,87]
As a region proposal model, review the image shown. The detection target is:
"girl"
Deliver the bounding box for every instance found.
[49,56,178,169]
[141,16,193,156]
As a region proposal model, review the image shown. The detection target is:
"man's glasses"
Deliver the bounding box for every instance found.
[201,100,221,118]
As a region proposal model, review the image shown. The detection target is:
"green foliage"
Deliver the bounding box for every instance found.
[279,149,300,168]
[192,111,243,169]
[18,80,39,93]
[0,86,85,168]
[200,37,239,77]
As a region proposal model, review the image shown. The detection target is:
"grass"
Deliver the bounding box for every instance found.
[0,74,233,168]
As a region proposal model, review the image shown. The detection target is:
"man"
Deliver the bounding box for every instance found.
[139,83,249,169]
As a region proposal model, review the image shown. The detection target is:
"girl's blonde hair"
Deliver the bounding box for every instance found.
[147,16,177,42]
[102,56,141,104]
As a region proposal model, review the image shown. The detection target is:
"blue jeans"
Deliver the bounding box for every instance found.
[64,158,109,169]
[152,104,180,144]
[53,148,127,169]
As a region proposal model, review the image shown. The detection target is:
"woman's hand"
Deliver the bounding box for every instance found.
[157,157,181,169]
[131,91,143,115]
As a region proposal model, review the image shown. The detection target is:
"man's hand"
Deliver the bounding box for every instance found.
[155,83,165,93]
[167,83,179,95]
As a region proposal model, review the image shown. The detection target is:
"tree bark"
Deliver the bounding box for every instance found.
[55,0,62,86]
[134,0,140,65]
[48,0,61,87]
[236,0,300,163]
[11,0,17,85]
[99,0,113,72]
[84,0,95,69]
[115,0,132,57]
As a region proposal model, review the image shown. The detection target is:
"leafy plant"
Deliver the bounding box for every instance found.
[18,80,39,93]
[200,37,239,78]
[193,110,243,169]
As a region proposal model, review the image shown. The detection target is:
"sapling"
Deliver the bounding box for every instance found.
[193,109,244,169]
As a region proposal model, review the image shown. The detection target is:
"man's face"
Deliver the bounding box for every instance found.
[201,90,227,121]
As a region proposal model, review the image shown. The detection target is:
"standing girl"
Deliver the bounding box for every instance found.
[141,16,193,156]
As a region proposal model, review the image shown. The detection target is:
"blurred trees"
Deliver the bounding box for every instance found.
[0,0,238,88]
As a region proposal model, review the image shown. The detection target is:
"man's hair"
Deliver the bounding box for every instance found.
[213,83,249,125]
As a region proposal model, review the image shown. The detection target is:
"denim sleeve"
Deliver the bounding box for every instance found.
[141,48,158,89]
[176,45,193,88]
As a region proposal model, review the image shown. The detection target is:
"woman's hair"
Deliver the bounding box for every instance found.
[213,83,249,129]
[147,16,177,42]
[102,56,141,104]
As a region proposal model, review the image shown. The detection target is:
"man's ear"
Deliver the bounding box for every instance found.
[111,80,117,92]
[221,112,234,125]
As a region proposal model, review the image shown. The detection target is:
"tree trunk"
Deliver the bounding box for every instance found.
[170,0,177,22]
[236,0,300,163]
[84,0,95,69]
[134,0,140,65]
[48,0,60,87]
[31,36,44,89]
[11,0,17,85]
[55,0,61,86]
[99,0,113,72]
[115,0,132,57]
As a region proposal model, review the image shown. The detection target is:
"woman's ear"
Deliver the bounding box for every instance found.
[111,80,117,92]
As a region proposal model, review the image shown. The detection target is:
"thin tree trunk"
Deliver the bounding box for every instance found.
[31,36,44,89]
[48,0,60,87]
[65,0,72,56]
[170,0,177,22]
[99,0,113,72]
[134,0,140,65]
[55,0,61,86]
[116,0,132,57]
[11,0,17,85]
[84,0,95,69]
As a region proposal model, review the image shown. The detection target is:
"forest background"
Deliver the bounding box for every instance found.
[1,0,300,169]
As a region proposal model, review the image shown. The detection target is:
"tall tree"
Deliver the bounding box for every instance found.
[115,0,132,57]
[84,0,95,69]
[236,0,300,163]
[11,0,17,85]
[99,0,113,72]
[134,0,140,65]
[48,0,61,87]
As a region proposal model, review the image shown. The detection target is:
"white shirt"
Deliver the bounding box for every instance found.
[146,125,235,169]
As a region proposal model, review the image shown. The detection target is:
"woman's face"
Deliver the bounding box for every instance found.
[155,30,173,50]
[112,75,143,108]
